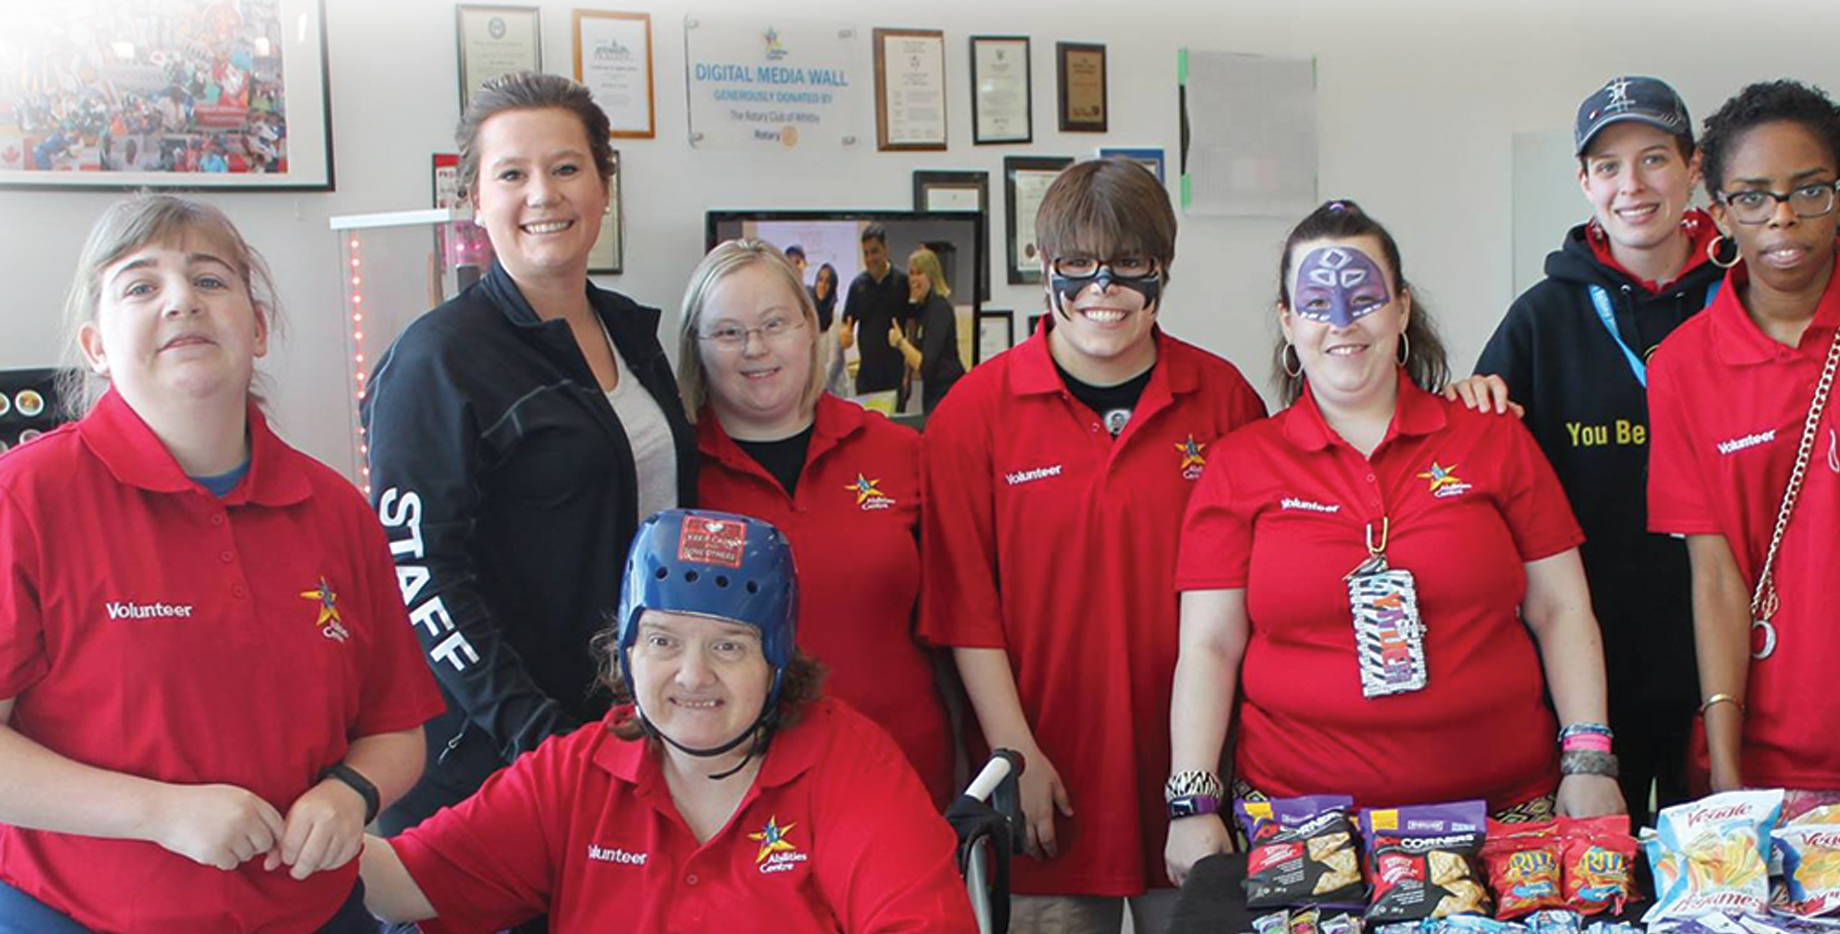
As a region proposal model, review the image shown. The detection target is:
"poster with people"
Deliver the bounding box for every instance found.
[0,0,332,189]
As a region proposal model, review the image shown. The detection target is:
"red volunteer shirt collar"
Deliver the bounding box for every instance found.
[695,393,867,476]
[1707,247,1840,366]
[1281,367,1447,453]
[596,706,822,791]
[1585,209,1717,294]
[1007,320,1199,399]
[76,388,310,506]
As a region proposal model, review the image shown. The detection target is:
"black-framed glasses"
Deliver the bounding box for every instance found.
[698,315,806,350]
[1050,255,1159,278]
[1717,180,1840,225]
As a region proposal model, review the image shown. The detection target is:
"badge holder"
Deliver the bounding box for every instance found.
[1344,518,1428,698]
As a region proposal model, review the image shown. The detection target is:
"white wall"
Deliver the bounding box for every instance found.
[5,0,1840,475]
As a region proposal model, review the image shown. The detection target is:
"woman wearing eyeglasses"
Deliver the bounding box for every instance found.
[1647,79,1840,794]
[677,240,954,806]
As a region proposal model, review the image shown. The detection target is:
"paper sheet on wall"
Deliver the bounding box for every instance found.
[1179,49,1318,217]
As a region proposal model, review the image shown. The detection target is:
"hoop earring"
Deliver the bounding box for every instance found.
[1396,331,1411,366]
[1708,234,1741,270]
[1282,342,1303,378]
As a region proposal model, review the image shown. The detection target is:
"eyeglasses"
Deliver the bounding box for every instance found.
[698,315,806,350]
[1050,255,1159,278]
[1717,180,1840,225]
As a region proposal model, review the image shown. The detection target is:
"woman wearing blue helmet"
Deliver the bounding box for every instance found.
[357,509,976,933]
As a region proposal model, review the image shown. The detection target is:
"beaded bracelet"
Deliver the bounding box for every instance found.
[1557,721,1614,743]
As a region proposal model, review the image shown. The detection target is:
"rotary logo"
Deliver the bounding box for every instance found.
[300,577,350,643]
[1417,462,1472,499]
[748,816,809,874]
[1175,434,1208,480]
[846,473,897,511]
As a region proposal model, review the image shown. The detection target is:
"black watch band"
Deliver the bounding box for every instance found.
[320,763,380,824]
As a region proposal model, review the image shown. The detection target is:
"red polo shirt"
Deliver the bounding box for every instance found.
[696,394,952,806]
[1176,373,1579,811]
[1647,259,1840,788]
[0,389,443,934]
[391,698,975,934]
[919,326,1267,895]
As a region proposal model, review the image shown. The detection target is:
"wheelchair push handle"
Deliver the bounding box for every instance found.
[965,748,1024,802]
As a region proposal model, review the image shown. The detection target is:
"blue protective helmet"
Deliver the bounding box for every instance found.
[616,509,799,707]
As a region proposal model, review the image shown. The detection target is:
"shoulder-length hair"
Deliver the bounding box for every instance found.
[676,239,829,423]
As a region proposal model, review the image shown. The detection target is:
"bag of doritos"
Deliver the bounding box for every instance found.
[1642,790,1782,926]
[1361,801,1491,922]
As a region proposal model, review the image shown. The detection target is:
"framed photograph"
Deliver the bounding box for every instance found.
[913,170,990,302]
[0,0,333,191]
[975,310,1015,365]
[970,36,1031,145]
[1099,147,1166,184]
[873,28,947,151]
[1004,155,1074,285]
[588,150,623,274]
[1056,42,1107,133]
[457,5,543,113]
[573,10,655,139]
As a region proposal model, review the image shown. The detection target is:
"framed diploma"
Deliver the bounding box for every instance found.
[588,150,623,274]
[975,310,1015,365]
[913,170,991,302]
[1004,156,1074,285]
[970,36,1031,145]
[573,11,655,139]
[1056,42,1107,133]
[873,28,947,151]
[457,5,543,112]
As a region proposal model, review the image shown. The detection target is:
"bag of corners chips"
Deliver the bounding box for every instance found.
[1240,796,1369,909]
[1361,800,1491,922]
[1642,789,1782,926]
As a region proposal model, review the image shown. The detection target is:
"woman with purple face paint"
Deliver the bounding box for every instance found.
[1164,200,1624,886]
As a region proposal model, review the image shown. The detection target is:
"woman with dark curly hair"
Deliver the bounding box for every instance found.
[1647,79,1840,794]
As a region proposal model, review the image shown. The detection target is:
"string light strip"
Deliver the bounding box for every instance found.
[345,234,371,497]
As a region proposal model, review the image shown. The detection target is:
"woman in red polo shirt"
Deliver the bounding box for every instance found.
[358,509,975,933]
[1165,200,1624,885]
[675,239,953,806]
[1647,80,1840,794]
[0,195,443,931]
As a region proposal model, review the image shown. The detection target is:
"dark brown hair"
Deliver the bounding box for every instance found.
[593,625,828,742]
[1700,79,1840,201]
[1272,199,1449,406]
[1035,157,1177,277]
[455,72,614,198]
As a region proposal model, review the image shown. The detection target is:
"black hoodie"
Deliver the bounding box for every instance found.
[1475,217,1720,716]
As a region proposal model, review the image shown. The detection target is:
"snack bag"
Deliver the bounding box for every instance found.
[1774,825,1840,917]
[1255,910,1293,934]
[1642,789,1783,926]
[1482,820,1565,919]
[1240,796,1369,908]
[1525,909,1583,934]
[1293,908,1325,934]
[1362,801,1491,922]
[1561,815,1638,916]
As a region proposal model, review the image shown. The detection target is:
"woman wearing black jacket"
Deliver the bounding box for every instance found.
[360,72,695,867]
[890,246,966,414]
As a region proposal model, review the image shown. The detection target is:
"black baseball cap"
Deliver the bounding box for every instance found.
[1575,76,1692,155]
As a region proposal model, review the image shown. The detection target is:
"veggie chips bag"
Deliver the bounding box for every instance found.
[1642,790,1783,926]
[1774,825,1840,918]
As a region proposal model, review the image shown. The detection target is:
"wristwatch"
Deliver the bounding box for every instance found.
[1167,794,1222,820]
[320,763,380,824]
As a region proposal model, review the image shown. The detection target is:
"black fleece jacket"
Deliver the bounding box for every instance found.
[1476,221,1721,715]
[362,262,696,831]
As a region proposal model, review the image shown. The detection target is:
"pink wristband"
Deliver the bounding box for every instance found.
[1562,733,1613,753]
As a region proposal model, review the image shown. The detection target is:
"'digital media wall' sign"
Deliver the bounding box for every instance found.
[684,15,863,151]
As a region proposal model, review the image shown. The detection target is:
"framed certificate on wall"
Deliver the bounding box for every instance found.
[457,5,543,112]
[1056,42,1107,133]
[573,10,655,138]
[1004,155,1074,284]
[588,151,623,274]
[970,36,1031,145]
[874,28,947,151]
